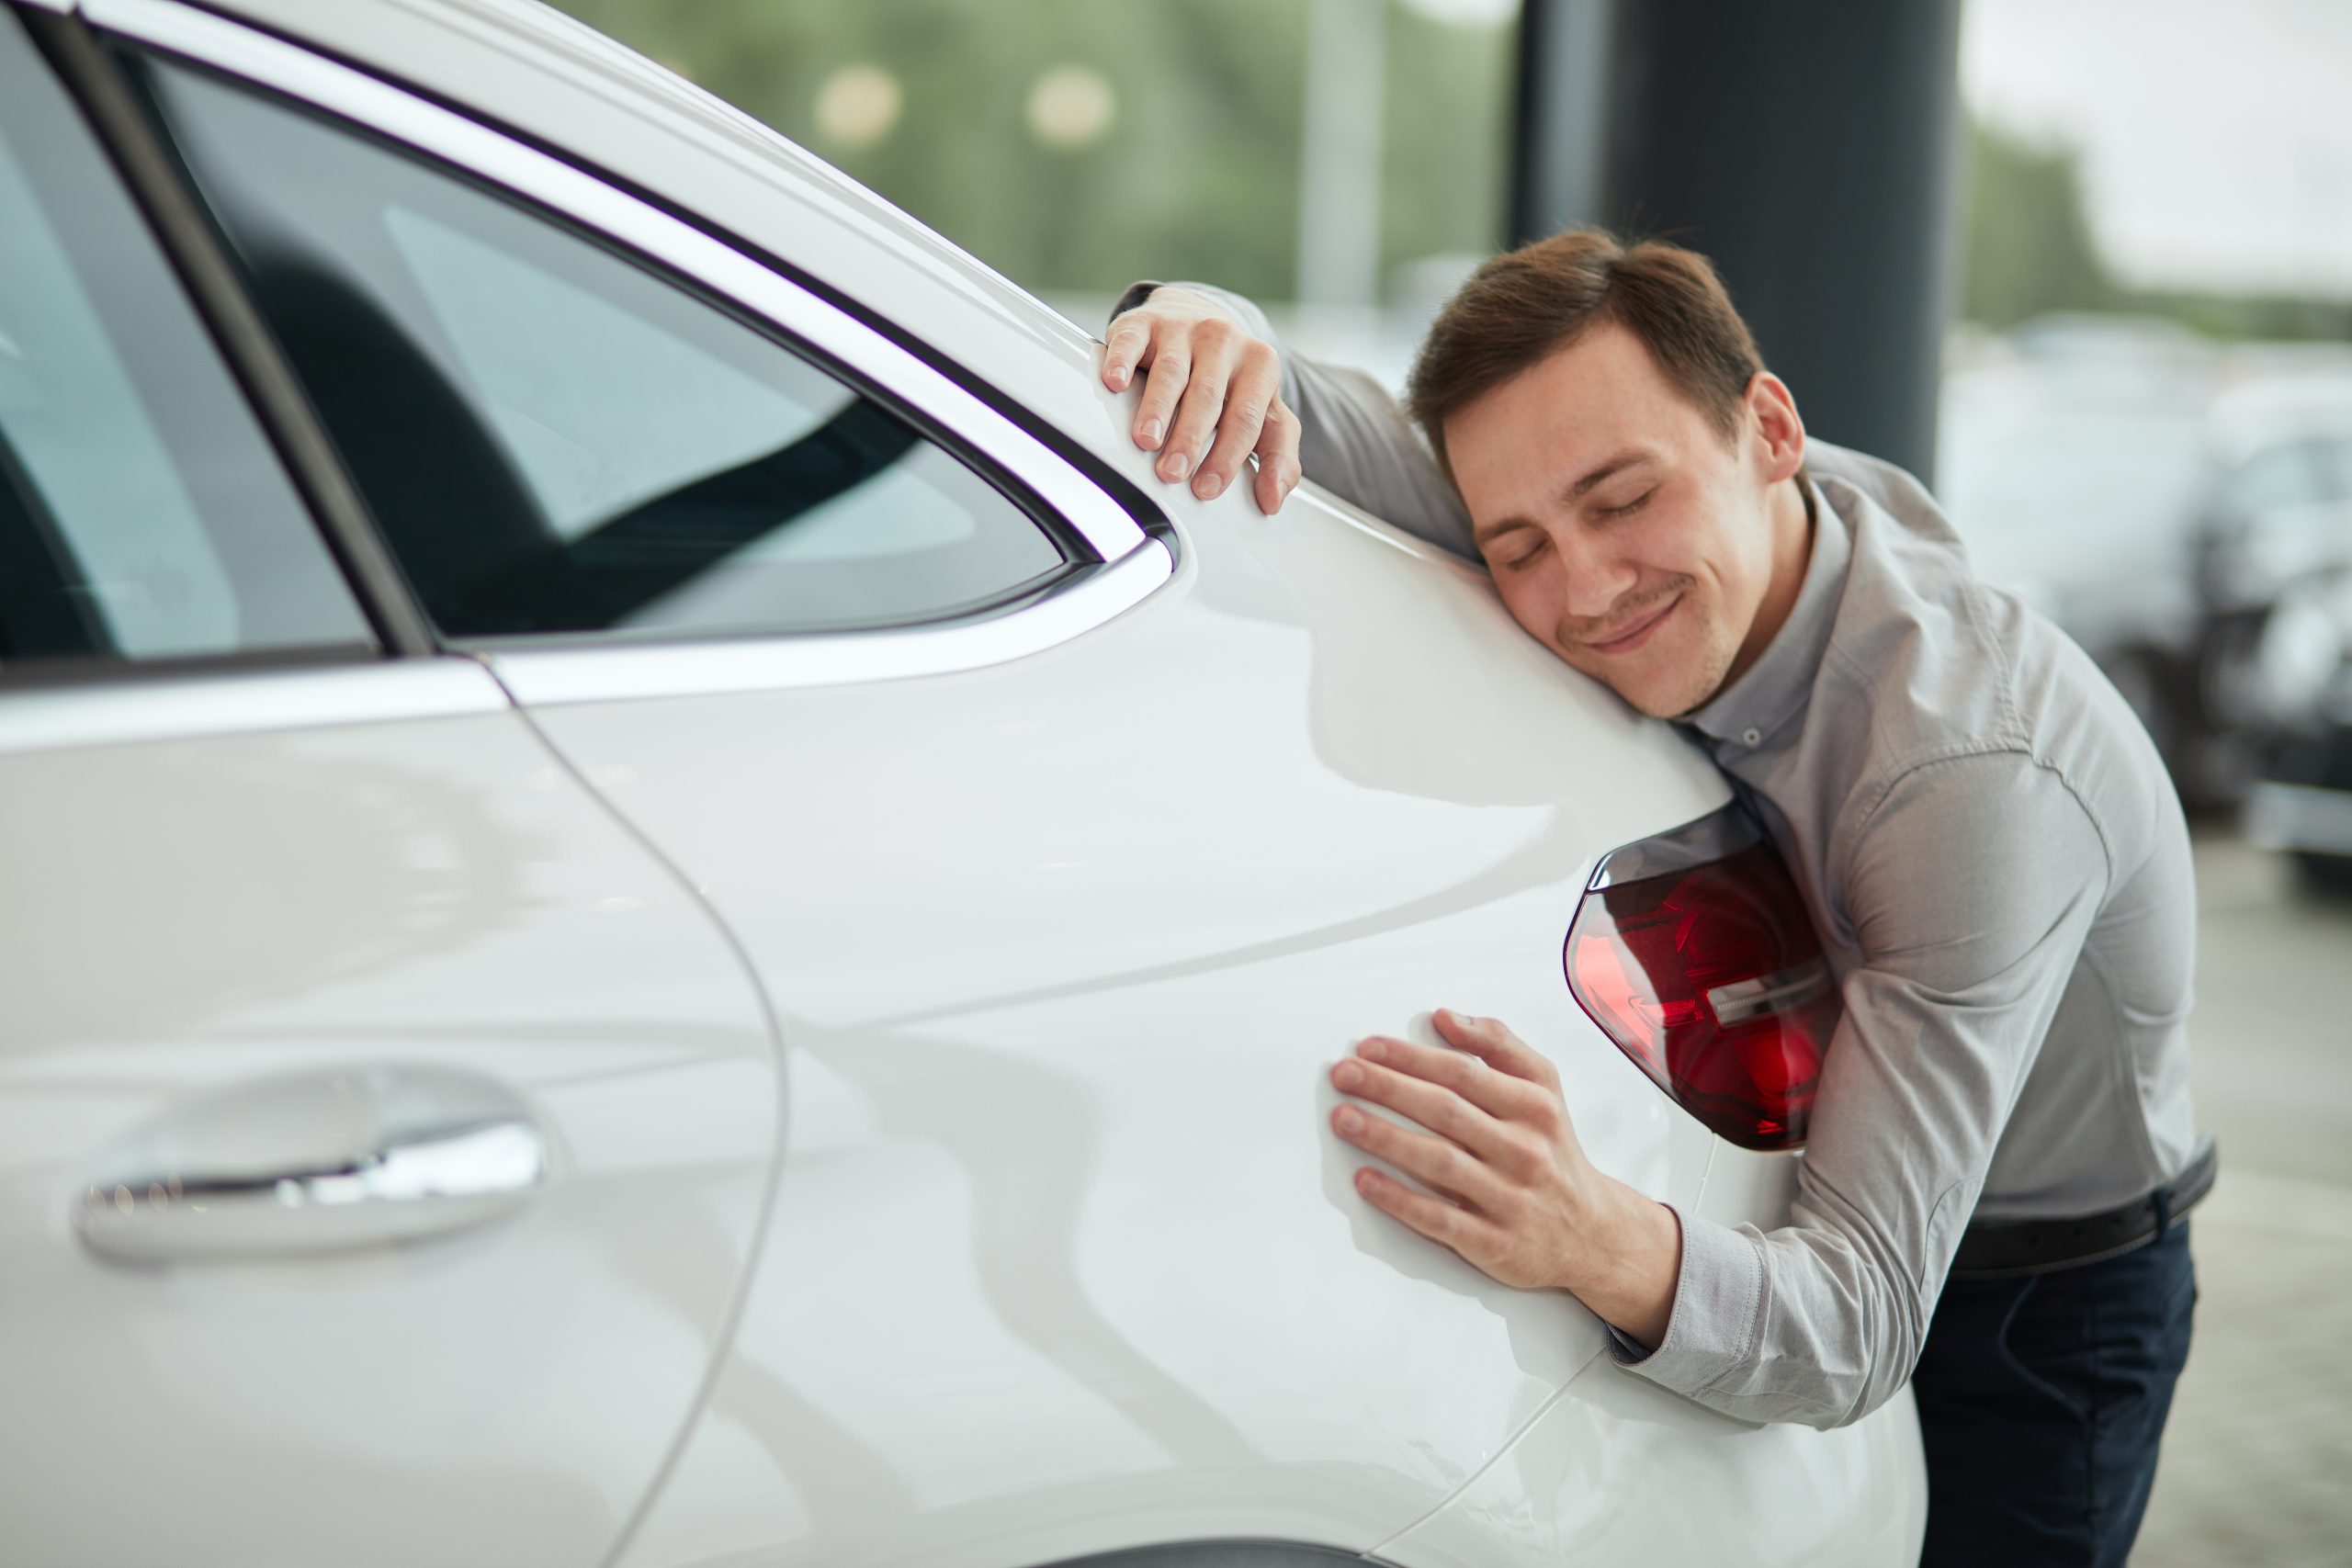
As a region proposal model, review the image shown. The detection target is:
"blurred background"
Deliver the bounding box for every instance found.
[552,1,2351,1559]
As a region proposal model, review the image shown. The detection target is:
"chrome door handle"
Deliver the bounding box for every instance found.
[74,1064,548,1264]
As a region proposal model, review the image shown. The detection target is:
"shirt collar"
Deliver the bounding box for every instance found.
[1684,476,1853,750]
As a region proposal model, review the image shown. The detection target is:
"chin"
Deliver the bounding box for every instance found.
[1618,682,1702,719]
[1611,642,1735,719]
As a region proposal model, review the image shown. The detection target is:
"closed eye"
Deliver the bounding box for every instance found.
[1597,488,1655,519]
[1498,535,1550,570]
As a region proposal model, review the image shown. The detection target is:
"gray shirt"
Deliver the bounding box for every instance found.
[1167,284,2205,1429]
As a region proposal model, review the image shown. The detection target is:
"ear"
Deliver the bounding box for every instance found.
[1742,372,1805,486]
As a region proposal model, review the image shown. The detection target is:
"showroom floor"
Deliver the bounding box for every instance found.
[2132,830,2352,1567]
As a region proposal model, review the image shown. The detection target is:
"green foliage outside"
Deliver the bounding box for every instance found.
[548,0,1513,304]
[547,2,2346,343]
[1959,118,2117,329]
[1962,118,2352,342]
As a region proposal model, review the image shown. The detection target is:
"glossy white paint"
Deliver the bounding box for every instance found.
[1381,1351,1926,1568]
[17,1,1932,1562]
[0,661,780,1566]
[0,656,503,756]
[563,475,1733,1566]
[1380,1148,1928,1567]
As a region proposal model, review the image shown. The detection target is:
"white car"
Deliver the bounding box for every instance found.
[0,1,1924,1563]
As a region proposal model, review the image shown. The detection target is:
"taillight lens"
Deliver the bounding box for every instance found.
[1565,803,1841,1151]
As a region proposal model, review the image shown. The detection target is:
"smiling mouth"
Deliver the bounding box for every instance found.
[1579,593,1682,655]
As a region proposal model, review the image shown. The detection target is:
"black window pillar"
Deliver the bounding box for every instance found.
[1510,0,1963,482]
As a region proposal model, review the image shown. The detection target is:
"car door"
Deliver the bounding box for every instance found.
[99,6,1738,1561]
[0,12,779,1563]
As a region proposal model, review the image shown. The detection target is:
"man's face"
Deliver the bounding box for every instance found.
[1443,323,1801,718]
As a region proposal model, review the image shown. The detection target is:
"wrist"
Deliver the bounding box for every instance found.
[1556,1177,1681,1337]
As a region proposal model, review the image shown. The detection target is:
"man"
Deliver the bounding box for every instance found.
[1099,232,2211,1567]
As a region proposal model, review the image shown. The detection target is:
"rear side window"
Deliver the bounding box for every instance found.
[136,57,1070,646]
[0,17,370,670]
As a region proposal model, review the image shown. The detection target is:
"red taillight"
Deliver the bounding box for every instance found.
[1565,804,1841,1151]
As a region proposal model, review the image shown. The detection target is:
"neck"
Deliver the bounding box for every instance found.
[1723,473,1815,688]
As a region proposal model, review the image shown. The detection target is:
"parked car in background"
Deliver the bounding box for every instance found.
[0,1,1922,1564]
[1940,333,2352,813]
[1937,344,2222,797]
[2192,377,2352,796]
[2246,568,2352,893]
[2197,378,2352,618]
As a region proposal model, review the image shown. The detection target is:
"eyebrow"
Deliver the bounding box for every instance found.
[1470,447,1657,548]
[1564,447,1654,502]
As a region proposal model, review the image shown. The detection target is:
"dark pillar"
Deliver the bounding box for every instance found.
[1510,0,1963,482]
[1508,0,1616,249]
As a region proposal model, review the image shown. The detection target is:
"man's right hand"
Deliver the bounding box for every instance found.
[1102,288,1303,515]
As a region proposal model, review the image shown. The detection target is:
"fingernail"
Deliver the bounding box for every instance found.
[1334,1107,1363,1134]
[1140,419,1162,446]
[1164,453,1191,481]
[1359,1039,1387,1062]
[1194,472,1224,500]
[1332,1060,1363,1089]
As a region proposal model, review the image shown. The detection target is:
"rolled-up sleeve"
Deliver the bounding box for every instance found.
[1610,750,2113,1428]
[1136,282,1476,558]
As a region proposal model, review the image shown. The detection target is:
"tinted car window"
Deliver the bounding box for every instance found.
[0,18,369,669]
[2216,443,2324,522]
[139,59,1069,644]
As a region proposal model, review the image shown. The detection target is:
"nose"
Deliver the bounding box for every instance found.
[1554,528,1640,620]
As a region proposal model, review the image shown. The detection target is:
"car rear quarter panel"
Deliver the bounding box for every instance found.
[514,479,1739,1566]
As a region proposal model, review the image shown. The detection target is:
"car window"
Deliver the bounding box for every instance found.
[2313,436,2352,503]
[1937,395,2210,589]
[2216,442,2324,522]
[135,56,1069,645]
[0,17,370,670]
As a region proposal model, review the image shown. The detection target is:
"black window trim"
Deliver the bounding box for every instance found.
[21,5,435,664]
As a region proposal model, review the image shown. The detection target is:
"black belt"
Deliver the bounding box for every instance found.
[1949,1141,2218,1280]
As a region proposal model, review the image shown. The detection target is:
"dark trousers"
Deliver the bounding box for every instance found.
[1912,1220,2198,1567]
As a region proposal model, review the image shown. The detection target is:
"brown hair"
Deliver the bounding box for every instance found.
[1406,229,1768,476]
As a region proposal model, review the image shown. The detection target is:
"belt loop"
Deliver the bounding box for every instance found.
[2153,1181,2175,1233]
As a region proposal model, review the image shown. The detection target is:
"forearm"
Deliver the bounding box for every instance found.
[1612,1201,1913,1429]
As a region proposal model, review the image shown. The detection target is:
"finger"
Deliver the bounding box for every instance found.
[1356,1034,1540,1121]
[1193,350,1278,502]
[1330,1103,1505,1210]
[1353,1165,1502,1260]
[1251,398,1302,515]
[1159,336,1240,488]
[1331,1055,1504,1158]
[1102,319,1153,394]
[1433,1009,1562,1090]
[1133,335,1191,455]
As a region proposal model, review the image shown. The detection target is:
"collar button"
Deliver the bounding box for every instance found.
[1741,727,1762,747]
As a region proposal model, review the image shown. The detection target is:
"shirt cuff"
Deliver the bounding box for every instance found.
[1605,1203,1768,1398]
[1107,279,1162,324]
